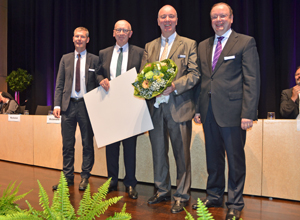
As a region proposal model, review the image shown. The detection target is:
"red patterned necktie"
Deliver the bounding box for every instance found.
[212,36,224,71]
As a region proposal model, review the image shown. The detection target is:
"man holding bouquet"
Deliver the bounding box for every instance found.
[140,5,200,213]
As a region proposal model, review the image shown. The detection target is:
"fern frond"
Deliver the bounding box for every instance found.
[50,172,75,219]
[77,184,93,217]
[37,180,56,219]
[0,211,43,219]
[105,212,131,220]
[196,198,214,220]
[80,196,123,220]
[183,207,195,220]
[105,203,131,220]
[25,200,46,218]
[0,181,32,216]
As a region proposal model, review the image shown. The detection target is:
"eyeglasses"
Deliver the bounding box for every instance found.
[211,14,229,21]
[114,28,131,34]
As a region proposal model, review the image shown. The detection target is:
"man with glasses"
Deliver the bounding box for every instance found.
[194,3,260,220]
[140,5,200,213]
[96,20,143,199]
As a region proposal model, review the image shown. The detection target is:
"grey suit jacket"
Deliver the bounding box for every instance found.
[280,88,299,119]
[140,34,200,122]
[54,52,99,111]
[196,30,260,127]
[97,44,144,80]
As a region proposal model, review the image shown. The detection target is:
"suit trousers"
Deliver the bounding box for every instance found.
[106,136,137,187]
[61,99,94,180]
[203,99,246,211]
[149,102,192,202]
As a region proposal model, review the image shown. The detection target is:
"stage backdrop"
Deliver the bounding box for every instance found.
[7,0,300,118]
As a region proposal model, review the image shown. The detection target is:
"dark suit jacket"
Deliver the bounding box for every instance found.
[196,30,260,127]
[140,34,200,123]
[54,52,99,111]
[97,44,144,80]
[280,88,299,119]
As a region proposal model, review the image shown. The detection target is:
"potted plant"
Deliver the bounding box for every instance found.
[6,68,33,104]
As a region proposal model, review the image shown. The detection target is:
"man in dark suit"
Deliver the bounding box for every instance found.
[53,27,99,191]
[97,20,143,199]
[194,3,260,220]
[140,5,200,213]
[280,66,300,119]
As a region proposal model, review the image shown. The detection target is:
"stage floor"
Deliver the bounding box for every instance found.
[1,160,300,220]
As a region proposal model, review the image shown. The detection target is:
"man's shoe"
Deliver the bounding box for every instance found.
[192,199,222,209]
[147,192,171,204]
[79,178,89,191]
[171,200,188,214]
[52,178,74,190]
[126,186,138,199]
[108,185,118,193]
[225,208,241,220]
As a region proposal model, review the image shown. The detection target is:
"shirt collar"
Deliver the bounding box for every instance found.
[161,32,177,45]
[214,28,232,42]
[74,49,87,58]
[116,42,129,52]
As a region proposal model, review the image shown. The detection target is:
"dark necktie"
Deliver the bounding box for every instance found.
[212,36,224,71]
[116,48,123,77]
[75,53,81,92]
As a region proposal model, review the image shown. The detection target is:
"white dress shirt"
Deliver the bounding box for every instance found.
[110,43,129,80]
[211,29,232,63]
[71,50,87,98]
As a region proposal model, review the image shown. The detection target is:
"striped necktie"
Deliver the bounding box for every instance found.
[212,36,224,71]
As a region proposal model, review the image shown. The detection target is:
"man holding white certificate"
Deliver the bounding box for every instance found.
[97,20,144,199]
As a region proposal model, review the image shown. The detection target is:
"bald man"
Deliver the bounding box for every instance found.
[96,20,144,199]
[140,5,200,213]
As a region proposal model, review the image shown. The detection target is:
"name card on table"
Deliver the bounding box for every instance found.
[8,115,20,122]
[47,115,61,124]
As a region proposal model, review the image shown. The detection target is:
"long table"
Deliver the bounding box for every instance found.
[0,115,299,200]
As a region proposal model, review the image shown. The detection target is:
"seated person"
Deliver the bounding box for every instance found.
[0,92,3,110]
[0,92,22,114]
[280,67,300,119]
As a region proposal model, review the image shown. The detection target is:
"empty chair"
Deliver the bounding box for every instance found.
[19,106,26,114]
[35,105,52,115]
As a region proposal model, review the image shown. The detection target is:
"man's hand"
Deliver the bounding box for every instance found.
[241,118,253,130]
[291,85,300,102]
[100,78,110,91]
[194,113,201,124]
[162,83,175,96]
[53,109,61,118]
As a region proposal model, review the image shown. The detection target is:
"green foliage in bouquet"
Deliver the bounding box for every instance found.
[132,59,178,99]
[0,181,32,216]
[6,68,33,92]
[0,172,131,220]
[184,198,243,220]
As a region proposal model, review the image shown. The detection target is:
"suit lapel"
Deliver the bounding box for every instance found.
[168,35,182,59]
[106,47,114,80]
[127,44,133,70]
[70,52,75,81]
[212,31,238,76]
[206,37,214,75]
[85,52,91,86]
[151,38,161,62]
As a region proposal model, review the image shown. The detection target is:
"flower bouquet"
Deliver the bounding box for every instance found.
[132,59,178,99]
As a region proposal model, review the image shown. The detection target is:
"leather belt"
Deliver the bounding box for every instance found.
[70,97,84,102]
